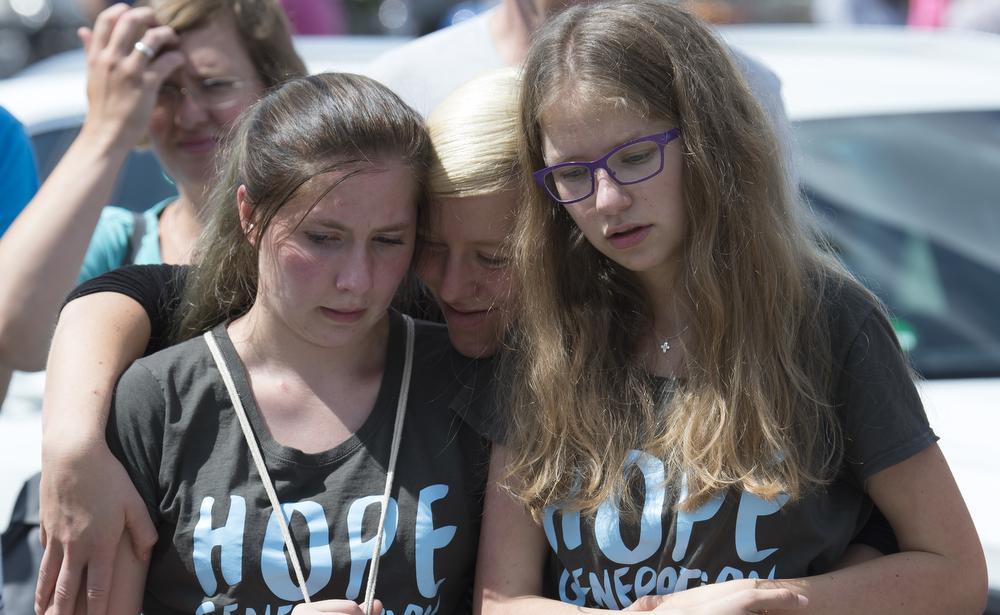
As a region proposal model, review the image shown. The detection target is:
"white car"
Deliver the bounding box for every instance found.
[722,25,1000,610]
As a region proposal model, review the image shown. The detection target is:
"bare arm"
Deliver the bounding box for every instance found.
[0,4,182,369]
[755,443,987,614]
[474,446,805,615]
[37,291,158,615]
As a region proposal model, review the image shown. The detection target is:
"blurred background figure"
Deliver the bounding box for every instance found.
[813,0,909,24]
[947,0,1000,31]
[0,105,38,407]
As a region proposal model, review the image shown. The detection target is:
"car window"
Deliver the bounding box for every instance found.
[32,126,177,212]
[797,111,1000,379]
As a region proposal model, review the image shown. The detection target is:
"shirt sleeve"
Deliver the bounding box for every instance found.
[77,206,136,283]
[64,264,190,356]
[0,107,39,237]
[106,360,167,523]
[836,301,939,483]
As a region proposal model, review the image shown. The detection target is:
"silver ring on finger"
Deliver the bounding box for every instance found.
[133,40,156,60]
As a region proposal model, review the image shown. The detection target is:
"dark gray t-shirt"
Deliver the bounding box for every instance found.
[539,284,937,609]
[107,312,491,615]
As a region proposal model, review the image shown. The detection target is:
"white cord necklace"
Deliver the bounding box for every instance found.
[203,315,415,614]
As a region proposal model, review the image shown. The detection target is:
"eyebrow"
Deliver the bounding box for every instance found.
[312,220,412,234]
[546,130,660,165]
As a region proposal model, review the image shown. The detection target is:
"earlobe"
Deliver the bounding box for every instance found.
[236,184,256,243]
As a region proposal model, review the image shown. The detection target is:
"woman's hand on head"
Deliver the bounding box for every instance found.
[35,439,157,615]
[290,599,383,615]
[78,3,184,149]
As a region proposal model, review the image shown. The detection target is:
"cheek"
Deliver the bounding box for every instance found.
[373,246,415,294]
[565,205,602,240]
[268,243,330,296]
[483,268,515,310]
[415,252,443,292]
[147,111,171,146]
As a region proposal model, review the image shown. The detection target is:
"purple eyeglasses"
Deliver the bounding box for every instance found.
[533,128,682,205]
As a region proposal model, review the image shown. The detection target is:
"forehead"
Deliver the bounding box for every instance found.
[283,162,418,227]
[539,101,668,163]
[174,17,255,76]
[428,191,516,243]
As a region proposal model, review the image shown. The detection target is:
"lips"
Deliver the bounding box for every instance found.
[440,302,490,328]
[319,306,366,323]
[177,136,217,155]
[605,224,652,250]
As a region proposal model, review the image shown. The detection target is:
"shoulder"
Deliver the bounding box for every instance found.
[89,206,137,247]
[0,106,25,136]
[127,334,215,394]
[817,274,892,365]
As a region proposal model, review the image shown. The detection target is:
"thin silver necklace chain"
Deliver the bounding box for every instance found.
[658,326,689,353]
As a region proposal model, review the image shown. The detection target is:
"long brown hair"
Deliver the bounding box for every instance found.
[507,0,862,516]
[175,73,430,340]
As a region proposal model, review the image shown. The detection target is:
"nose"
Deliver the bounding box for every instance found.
[593,168,631,215]
[335,245,374,296]
[438,253,477,305]
[173,89,210,130]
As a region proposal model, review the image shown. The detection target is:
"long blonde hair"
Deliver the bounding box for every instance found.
[507,0,860,516]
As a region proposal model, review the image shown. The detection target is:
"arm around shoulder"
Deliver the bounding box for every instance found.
[37,291,158,615]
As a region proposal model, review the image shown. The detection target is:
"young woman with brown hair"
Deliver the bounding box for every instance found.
[70,72,491,615]
[476,1,986,613]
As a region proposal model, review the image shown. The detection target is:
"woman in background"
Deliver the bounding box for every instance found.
[0,0,305,372]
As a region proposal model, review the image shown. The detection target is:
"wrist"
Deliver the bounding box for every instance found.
[76,120,140,160]
[41,426,109,464]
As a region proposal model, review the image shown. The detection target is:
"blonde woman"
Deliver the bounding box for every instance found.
[476,1,986,613]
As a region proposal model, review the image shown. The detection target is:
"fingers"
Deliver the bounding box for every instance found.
[625,595,662,611]
[89,3,131,54]
[48,550,85,615]
[106,6,157,57]
[739,588,808,612]
[35,544,62,614]
[135,26,184,82]
[297,599,366,614]
[78,27,93,53]
[124,495,158,562]
[84,549,115,615]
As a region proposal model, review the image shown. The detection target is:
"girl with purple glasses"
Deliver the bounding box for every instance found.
[474,1,985,613]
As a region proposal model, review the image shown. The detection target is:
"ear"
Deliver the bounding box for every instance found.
[236,184,256,244]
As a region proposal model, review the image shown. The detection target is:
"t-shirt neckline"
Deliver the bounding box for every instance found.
[208,311,406,468]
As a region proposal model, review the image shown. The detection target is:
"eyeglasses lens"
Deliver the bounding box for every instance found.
[543,139,665,203]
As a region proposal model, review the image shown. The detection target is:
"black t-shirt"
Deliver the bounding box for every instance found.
[107,312,491,615]
[536,283,935,609]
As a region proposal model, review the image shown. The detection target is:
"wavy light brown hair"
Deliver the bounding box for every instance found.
[175,73,430,339]
[507,0,862,516]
